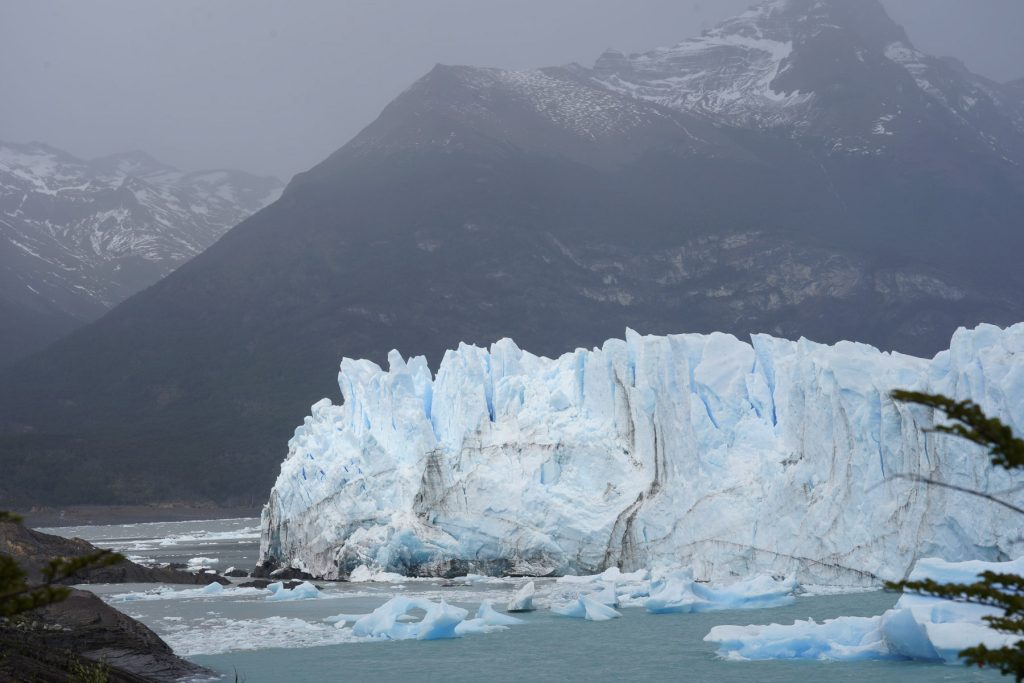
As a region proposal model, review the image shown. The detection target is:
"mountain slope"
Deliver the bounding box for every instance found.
[1,0,1022,507]
[0,142,281,365]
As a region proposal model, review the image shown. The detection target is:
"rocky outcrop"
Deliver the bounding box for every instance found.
[0,521,216,681]
[0,521,229,585]
[0,589,212,682]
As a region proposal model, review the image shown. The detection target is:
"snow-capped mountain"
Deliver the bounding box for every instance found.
[260,324,1024,583]
[0,141,281,364]
[591,0,1024,161]
[2,0,1023,508]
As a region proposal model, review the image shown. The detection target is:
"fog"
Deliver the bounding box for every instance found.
[2,0,1022,180]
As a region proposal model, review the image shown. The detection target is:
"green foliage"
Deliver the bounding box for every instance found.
[68,652,110,683]
[0,513,123,618]
[888,391,1024,681]
[891,390,1024,471]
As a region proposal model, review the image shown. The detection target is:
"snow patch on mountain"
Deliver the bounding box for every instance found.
[0,141,282,314]
[592,2,813,128]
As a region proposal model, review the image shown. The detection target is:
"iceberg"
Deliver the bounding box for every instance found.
[343,596,514,640]
[453,601,526,635]
[552,595,622,621]
[260,324,1024,584]
[646,570,796,613]
[476,600,525,626]
[507,581,537,612]
[265,581,321,601]
[589,582,620,608]
[705,556,1024,663]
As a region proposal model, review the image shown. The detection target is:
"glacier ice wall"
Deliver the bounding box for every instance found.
[259,325,1024,583]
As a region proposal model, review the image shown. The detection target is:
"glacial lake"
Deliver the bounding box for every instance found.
[44,518,1000,682]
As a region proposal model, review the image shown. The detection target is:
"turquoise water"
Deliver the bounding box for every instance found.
[189,591,998,683]
[48,519,1001,682]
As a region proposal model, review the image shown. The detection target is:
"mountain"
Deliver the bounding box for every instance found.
[0,141,282,366]
[259,324,1024,583]
[2,0,1023,507]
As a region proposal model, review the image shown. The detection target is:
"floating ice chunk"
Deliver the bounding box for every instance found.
[350,596,470,640]
[706,556,1024,664]
[454,574,509,585]
[879,608,940,661]
[266,581,320,601]
[705,616,892,661]
[348,565,409,583]
[589,582,620,607]
[351,597,424,639]
[600,567,649,584]
[507,581,536,612]
[417,600,469,640]
[186,556,218,570]
[647,571,795,613]
[553,595,622,621]
[323,613,362,627]
[476,600,525,626]
[908,557,1024,585]
[454,619,507,636]
[105,584,267,603]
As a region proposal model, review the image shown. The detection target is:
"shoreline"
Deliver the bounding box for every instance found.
[14,504,263,528]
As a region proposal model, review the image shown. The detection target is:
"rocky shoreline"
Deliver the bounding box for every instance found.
[0,519,223,681]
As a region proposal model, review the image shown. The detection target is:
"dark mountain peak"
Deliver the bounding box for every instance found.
[688,0,909,52]
[317,59,730,174]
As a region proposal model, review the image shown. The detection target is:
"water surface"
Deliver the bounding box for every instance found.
[47,519,1001,682]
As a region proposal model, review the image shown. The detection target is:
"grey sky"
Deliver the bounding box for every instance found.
[2,0,1022,181]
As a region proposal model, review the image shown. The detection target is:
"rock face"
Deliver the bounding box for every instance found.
[2,0,1024,508]
[0,141,281,366]
[0,589,212,682]
[0,521,229,586]
[260,324,1024,585]
[0,521,216,681]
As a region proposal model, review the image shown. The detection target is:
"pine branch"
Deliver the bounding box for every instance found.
[885,473,1024,516]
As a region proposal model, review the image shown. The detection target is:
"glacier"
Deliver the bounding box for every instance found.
[259,324,1024,584]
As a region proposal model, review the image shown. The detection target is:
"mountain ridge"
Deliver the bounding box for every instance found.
[1,0,1022,507]
[0,140,282,366]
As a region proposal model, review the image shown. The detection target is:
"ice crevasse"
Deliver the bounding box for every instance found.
[259,324,1024,583]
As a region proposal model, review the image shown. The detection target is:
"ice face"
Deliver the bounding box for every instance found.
[260,324,1024,584]
[705,556,1024,664]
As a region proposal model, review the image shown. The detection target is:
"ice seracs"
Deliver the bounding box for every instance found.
[260,324,1024,584]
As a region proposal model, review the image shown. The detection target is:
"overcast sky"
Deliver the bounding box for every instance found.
[2,0,1023,181]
